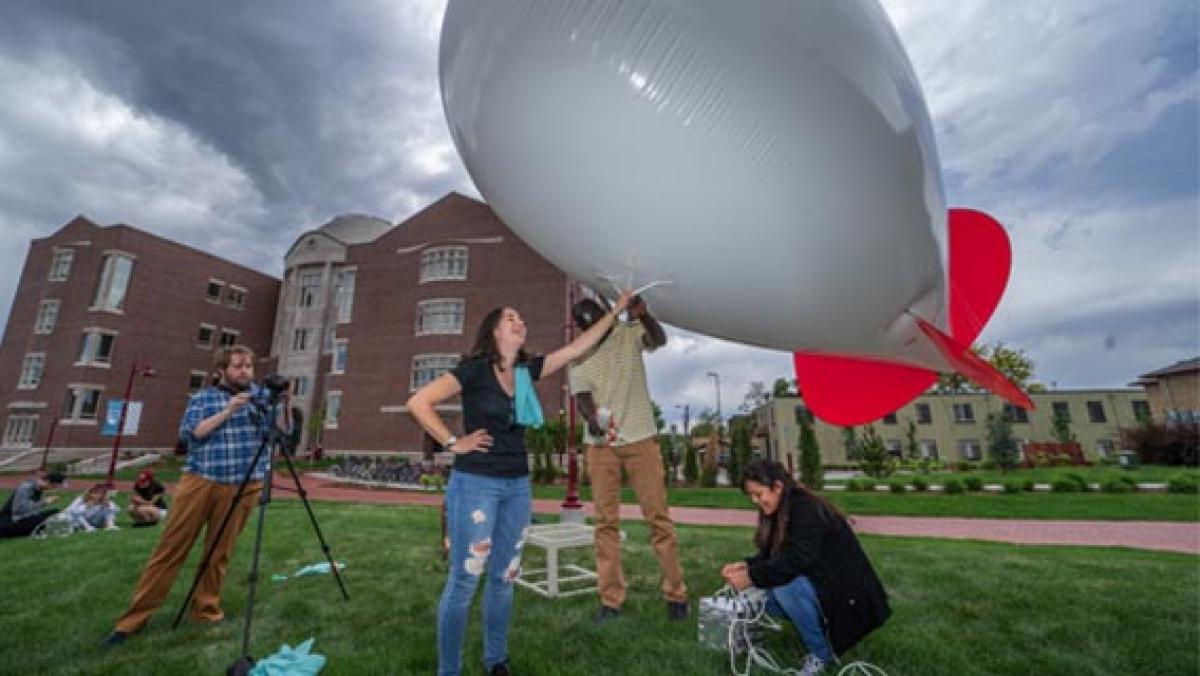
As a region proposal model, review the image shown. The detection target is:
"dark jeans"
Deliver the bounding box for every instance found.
[0,508,58,538]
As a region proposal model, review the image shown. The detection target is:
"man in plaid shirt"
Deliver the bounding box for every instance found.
[105,345,276,645]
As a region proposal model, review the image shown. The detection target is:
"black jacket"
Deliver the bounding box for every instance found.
[745,493,890,656]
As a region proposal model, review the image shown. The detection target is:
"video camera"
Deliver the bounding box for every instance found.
[260,373,290,403]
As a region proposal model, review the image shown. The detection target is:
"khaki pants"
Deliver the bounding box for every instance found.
[115,473,262,633]
[587,436,687,609]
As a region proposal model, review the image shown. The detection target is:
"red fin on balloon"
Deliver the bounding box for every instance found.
[794,208,1033,425]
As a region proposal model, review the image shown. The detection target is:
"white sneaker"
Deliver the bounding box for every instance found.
[800,654,826,675]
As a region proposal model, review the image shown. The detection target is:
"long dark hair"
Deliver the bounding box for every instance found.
[465,306,533,371]
[743,458,847,555]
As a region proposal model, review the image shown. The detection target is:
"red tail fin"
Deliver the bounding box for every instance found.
[794,208,1032,425]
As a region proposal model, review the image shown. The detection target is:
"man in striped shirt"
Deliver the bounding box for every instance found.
[105,345,274,645]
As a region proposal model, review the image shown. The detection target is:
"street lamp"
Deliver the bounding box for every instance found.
[105,359,157,489]
[674,403,690,438]
[706,371,722,431]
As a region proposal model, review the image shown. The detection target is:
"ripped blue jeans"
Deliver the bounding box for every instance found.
[437,470,532,676]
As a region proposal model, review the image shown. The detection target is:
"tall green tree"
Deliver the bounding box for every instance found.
[741,381,770,413]
[772,378,796,398]
[798,417,823,490]
[683,439,699,485]
[858,425,896,479]
[728,417,753,488]
[986,412,1021,472]
[1051,410,1076,443]
[904,419,920,460]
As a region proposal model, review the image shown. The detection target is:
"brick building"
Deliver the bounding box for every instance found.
[0,216,279,460]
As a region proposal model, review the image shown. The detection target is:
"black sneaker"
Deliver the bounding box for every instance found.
[101,631,128,647]
[594,605,622,624]
[487,660,511,676]
[667,601,689,621]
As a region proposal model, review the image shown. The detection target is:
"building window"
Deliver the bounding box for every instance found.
[885,439,903,457]
[197,323,216,349]
[334,269,356,323]
[411,354,459,390]
[957,439,982,461]
[34,300,60,334]
[62,386,103,422]
[332,340,348,374]
[18,353,45,389]
[794,406,814,425]
[919,439,939,459]
[952,403,975,424]
[218,329,239,348]
[78,330,116,366]
[1052,401,1071,423]
[916,403,932,424]
[188,371,207,394]
[206,279,224,303]
[226,285,247,310]
[292,328,311,352]
[1095,439,1116,458]
[297,270,322,308]
[3,415,38,447]
[882,413,898,425]
[1131,400,1151,423]
[1086,400,1107,424]
[292,376,310,397]
[416,299,466,335]
[323,327,337,354]
[325,391,342,428]
[91,253,135,312]
[1002,403,1029,424]
[420,246,468,282]
[49,249,75,281]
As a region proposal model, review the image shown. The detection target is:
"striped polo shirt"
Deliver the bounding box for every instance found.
[569,322,658,446]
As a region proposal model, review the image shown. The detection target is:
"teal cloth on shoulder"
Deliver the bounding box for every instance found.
[249,637,325,675]
[514,365,543,429]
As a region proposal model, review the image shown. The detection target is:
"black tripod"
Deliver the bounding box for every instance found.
[171,397,349,675]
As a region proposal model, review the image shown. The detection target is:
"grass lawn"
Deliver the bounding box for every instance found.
[531,485,1200,521]
[821,465,1200,486]
[0,499,1195,675]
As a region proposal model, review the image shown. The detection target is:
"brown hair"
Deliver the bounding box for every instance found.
[464,307,533,371]
[742,458,847,555]
[210,344,256,384]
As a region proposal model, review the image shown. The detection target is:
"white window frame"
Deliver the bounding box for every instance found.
[420,246,469,283]
[188,370,208,394]
[90,251,136,313]
[292,327,311,353]
[919,439,939,459]
[952,402,975,424]
[76,328,118,367]
[334,268,356,323]
[957,439,982,461]
[197,323,217,349]
[49,248,75,281]
[297,270,322,308]
[410,354,459,391]
[1095,439,1116,459]
[332,339,348,374]
[226,284,247,310]
[884,439,903,457]
[324,391,343,429]
[415,298,466,336]
[218,328,240,348]
[3,414,38,448]
[34,299,60,334]
[206,278,225,303]
[18,353,45,390]
[292,375,310,398]
[62,384,104,423]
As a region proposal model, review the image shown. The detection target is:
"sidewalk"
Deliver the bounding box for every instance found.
[4,473,1197,555]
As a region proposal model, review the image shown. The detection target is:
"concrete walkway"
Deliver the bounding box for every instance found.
[4,473,1197,555]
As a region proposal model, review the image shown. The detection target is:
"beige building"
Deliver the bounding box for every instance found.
[1131,357,1198,425]
[754,389,1152,470]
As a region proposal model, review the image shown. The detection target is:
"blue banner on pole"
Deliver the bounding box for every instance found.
[101,399,142,436]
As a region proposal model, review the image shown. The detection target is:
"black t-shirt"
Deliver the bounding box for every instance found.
[135,480,167,509]
[449,355,545,478]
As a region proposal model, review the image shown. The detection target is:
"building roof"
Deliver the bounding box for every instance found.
[316,213,393,245]
[1133,357,1200,384]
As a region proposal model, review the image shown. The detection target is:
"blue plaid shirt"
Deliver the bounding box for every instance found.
[181,384,273,484]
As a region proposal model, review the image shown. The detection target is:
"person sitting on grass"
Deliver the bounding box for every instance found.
[65,483,120,532]
[0,471,65,538]
[128,470,168,526]
[720,459,891,675]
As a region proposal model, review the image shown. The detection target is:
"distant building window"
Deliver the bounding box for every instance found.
[206,279,225,302]
[332,340,348,374]
[794,406,814,425]
[1052,401,1071,423]
[91,253,134,312]
[420,247,468,282]
[885,439,902,457]
[916,403,932,424]
[292,328,311,352]
[219,329,239,348]
[197,323,216,349]
[297,270,322,308]
[1131,400,1151,423]
[416,299,465,336]
[1086,400,1107,424]
[3,415,38,447]
[188,371,207,394]
[882,413,898,425]
[334,269,356,323]
[49,249,75,281]
[1002,403,1029,424]
[292,376,310,397]
[63,386,103,422]
[323,327,337,354]
[919,439,939,459]
[952,403,975,424]
[411,354,459,390]
[1095,439,1116,458]
[957,439,982,461]
[226,285,246,310]
[34,300,60,334]
[325,391,342,428]
[18,353,45,389]
[78,330,116,366]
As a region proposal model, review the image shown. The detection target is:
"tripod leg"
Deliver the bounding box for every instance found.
[238,455,274,660]
[278,450,350,601]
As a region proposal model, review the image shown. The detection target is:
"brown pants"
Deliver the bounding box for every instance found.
[114,473,262,633]
[588,436,687,608]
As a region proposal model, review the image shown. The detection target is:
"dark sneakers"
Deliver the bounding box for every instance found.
[487,660,512,675]
[100,631,128,647]
[667,601,689,621]
[594,605,622,624]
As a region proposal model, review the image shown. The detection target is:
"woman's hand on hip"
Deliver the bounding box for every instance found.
[450,429,493,454]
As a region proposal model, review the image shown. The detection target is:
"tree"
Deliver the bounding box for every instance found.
[683,438,699,484]
[986,413,1021,472]
[842,426,860,461]
[935,342,1037,393]
[904,419,920,461]
[772,378,796,398]
[700,428,720,487]
[652,401,671,484]
[741,381,770,412]
[691,408,719,438]
[798,417,823,490]
[1051,410,1075,444]
[728,417,753,488]
[858,425,895,479]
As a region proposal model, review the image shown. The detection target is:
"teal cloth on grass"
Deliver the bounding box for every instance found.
[514,365,543,428]
[249,637,325,675]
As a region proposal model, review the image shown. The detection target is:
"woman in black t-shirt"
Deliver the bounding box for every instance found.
[408,291,631,676]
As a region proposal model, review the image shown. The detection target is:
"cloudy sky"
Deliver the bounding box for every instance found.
[0,0,1195,428]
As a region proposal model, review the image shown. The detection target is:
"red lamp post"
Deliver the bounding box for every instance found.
[561,281,584,520]
[105,359,156,489]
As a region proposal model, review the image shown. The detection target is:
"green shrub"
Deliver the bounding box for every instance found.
[1167,476,1199,494]
[957,461,978,473]
[911,476,929,492]
[964,476,984,492]
[1051,478,1080,492]
[1101,479,1133,493]
[1066,473,1091,492]
[943,478,965,494]
[1022,478,1036,492]
[1119,476,1138,491]
[889,480,906,493]
[1002,480,1022,494]
[845,479,862,492]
